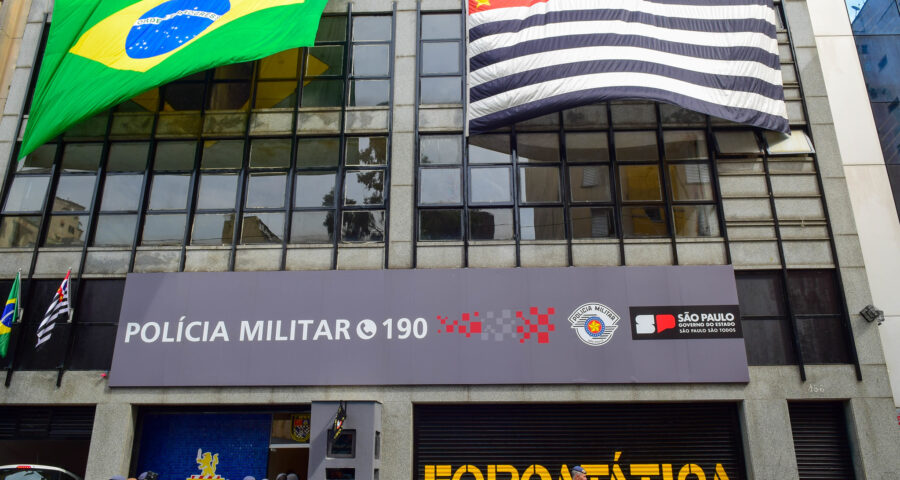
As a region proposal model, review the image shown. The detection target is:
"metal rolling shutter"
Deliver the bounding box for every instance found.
[414,403,745,480]
[789,402,856,479]
[0,406,95,439]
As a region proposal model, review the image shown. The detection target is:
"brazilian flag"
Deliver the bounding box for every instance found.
[19,0,329,159]
[0,272,19,358]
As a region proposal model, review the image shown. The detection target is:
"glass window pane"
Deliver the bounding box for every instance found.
[3,176,49,212]
[615,131,659,162]
[470,167,511,203]
[517,133,559,163]
[108,143,149,171]
[764,129,814,155]
[715,130,761,154]
[664,131,709,160]
[353,45,390,77]
[214,62,253,80]
[350,80,390,107]
[61,143,102,172]
[469,135,511,163]
[563,104,608,129]
[743,318,796,365]
[192,213,235,245]
[569,165,611,202]
[566,133,609,163]
[422,14,462,39]
[519,166,560,203]
[207,82,251,111]
[250,139,291,168]
[298,138,340,167]
[668,164,713,200]
[301,78,344,107]
[296,172,336,207]
[149,175,190,210]
[255,81,298,109]
[660,103,706,126]
[346,137,388,165]
[101,175,143,211]
[243,212,285,243]
[202,140,244,169]
[673,205,719,237]
[291,210,334,243]
[469,208,514,240]
[520,207,565,240]
[154,142,197,171]
[420,77,462,104]
[317,16,347,42]
[93,214,137,246]
[621,206,668,237]
[259,49,300,79]
[344,170,384,206]
[141,214,186,245]
[796,317,850,363]
[196,174,238,210]
[163,83,204,111]
[0,216,40,247]
[570,207,615,238]
[421,43,460,74]
[307,46,345,77]
[421,135,462,165]
[611,101,657,127]
[619,165,661,201]
[53,176,95,211]
[17,144,56,173]
[246,173,287,208]
[736,271,786,317]
[787,270,841,315]
[419,209,462,240]
[517,113,560,131]
[341,210,385,242]
[420,168,461,204]
[44,214,88,246]
[353,16,392,42]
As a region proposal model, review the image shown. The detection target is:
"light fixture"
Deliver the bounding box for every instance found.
[860,304,884,325]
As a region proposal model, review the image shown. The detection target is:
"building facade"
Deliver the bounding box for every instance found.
[0,0,898,479]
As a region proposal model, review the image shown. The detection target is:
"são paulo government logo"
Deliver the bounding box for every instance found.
[569,303,620,346]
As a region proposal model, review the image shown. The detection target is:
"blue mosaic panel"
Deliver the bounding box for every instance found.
[136,413,270,480]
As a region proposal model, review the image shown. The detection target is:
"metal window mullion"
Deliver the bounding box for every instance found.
[333,6,353,270]
[706,116,733,265]
[510,128,521,266]
[180,142,204,271]
[383,2,396,269]
[127,87,165,273]
[282,49,307,270]
[655,103,679,265]
[606,103,625,265]
[413,3,422,268]
[461,136,470,267]
[557,113,573,265]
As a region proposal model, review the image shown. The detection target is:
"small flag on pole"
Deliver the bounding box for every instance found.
[0,272,20,358]
[36,270,70,348]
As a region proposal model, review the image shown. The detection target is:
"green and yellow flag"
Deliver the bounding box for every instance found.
[19,0,329,158]
[0,272,20,358]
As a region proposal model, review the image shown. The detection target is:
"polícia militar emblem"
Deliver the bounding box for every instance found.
[569,303,620,346]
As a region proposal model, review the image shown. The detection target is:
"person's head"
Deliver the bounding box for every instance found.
[286,474,299,480]
[275,474,287,480]
[571,466,587,480]
[243,477,257,480]
[110,476,126,480]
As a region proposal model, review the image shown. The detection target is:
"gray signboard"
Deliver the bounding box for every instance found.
[109,266,749,387]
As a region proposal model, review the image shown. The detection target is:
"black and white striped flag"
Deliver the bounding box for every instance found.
[35,270,70,348]
[467,0,789,134]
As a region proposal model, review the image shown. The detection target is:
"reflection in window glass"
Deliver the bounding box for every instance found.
[615,131,659,161]
[422,43,461,74]
[470,167,511,203]
[53,176,96,211]
[673,205,719,237]
[255,81,298,109]
[420,77,462,104]
[242,213,284,244]
[520,207,565,240]
[142,214,186,245]
[569,166,611,202]
[163,83,204,110]
[420,135,462,164]
[246,173,287,208]
[149,175,190,210]
[0,216,41,247]
[420,168,461,204]
[422,14,462,39]
[619,165,661,202]
[715,130,761,154]
[93,214,137,246]
[296,173,336,207]
[668,164,713,201]
[353,45,391,77]
[342,210,385,242]
[3,177,50,212]
[519,167,560,203]
[155,142,197,171]
[301,78,344,107]
[470,208,514,240]
[17,144,56,173]
[207,82,251,111]
[621,206,667,237]
[307,45,345,77]
[317,15,347,42]
[107,143,149,171]
[664,131,708,160]
[259,49,300,79]
[202,140,244,169]
[344,171,384,206]
[566,133,609,163]
[764,129,814,154]
[563,104,608,129]
[517,134,559,163]
[196,174,239,210]
[44,214,88,246]
[419,209,462,240]
[192,213,235,245]
[469,135,511,163]
[291,211,334,243]
[350,80,390,106]
[353,16,392,42]
[346,137,388,165]
[571,207,615,238]
[250,139,291,168]
[101,175,143,211]
[62,143,102,172]
[298,138,340,167]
